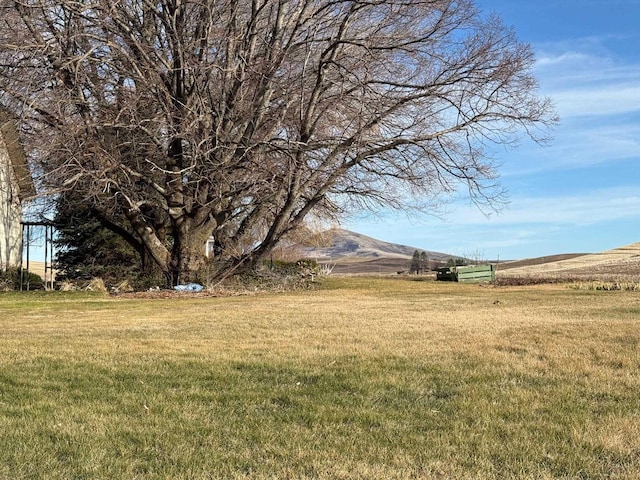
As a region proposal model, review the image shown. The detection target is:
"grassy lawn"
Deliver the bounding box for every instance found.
[1,278,640,479]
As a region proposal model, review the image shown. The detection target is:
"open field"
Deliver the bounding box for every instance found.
[21,261,55,284]
[329,256,412,275]
[497,254,588,271]
[498,242,640,281]
[301,229,640,280]
[2,277,640,479]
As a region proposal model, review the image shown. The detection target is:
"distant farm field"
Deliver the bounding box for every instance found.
[1,278,640,479]
[498,242,640,281]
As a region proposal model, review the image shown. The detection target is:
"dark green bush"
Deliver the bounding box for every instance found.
[0,268,45,291]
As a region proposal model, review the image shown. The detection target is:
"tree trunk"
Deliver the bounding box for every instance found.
[4,0,557,291]
[169,222,212,286]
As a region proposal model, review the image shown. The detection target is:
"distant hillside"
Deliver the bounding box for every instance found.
[299,229,456,274]
[498,242,640,280]
[300,229,640,278]
[301,228,452,262]
[497,254,588,270]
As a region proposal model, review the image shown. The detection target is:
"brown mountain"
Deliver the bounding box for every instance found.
[301,229,453,274]
[301,229,640,278]
[302,228,451,260]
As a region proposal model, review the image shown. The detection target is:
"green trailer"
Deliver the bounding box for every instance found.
[436,264,496,283]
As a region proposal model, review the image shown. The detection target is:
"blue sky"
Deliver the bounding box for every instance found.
[345,0,640,260]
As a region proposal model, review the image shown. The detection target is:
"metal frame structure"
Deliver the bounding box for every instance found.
[20,221,55,290]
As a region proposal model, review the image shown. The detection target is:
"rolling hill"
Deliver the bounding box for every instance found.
[497,242,640,280]
[22,230,640,281]
[301,229,455,274]
[301,229,640,279]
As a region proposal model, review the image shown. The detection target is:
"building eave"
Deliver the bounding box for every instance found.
[0,108,36,201]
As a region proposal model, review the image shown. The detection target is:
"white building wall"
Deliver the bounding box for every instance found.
[0,133,22,271]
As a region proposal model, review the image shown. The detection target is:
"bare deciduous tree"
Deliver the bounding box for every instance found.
[0,0,556,284]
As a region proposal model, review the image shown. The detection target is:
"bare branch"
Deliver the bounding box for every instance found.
[0,0,556,282]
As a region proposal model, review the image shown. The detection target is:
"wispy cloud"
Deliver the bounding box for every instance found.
[348,187,640,244]
[499,37,640,176]
[500,122,640,177]
[535,38,640,118]
[449,187,640,227]
[552,85,640,117]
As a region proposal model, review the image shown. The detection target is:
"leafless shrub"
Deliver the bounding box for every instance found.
[318,263,335,277]
[58,281,78,291]
[111,279,135,294]
[85,278,107,292]
[493,276,579,287]
[570,281,640,292]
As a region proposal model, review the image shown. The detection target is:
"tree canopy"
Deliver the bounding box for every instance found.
[0,0,556,284]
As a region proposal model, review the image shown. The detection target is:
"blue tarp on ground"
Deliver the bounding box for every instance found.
[173,283,204,292]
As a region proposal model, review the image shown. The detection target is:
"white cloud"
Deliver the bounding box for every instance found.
[552,85,640,117]
[545,123,639,165]
[495,40,640,176]
[499,120,640,177]
[347,188,640,244]
[447,187,640,227]
[533,39,640,118]
[536,52,593,68]
[343,188,640,259]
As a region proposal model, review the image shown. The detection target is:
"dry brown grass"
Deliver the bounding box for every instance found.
[2,279,640,478]
[3,279,639,377]
[498,241,640,281]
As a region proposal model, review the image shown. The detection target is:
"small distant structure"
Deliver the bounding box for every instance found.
[0,107,36,272]
[436,264,496,283]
